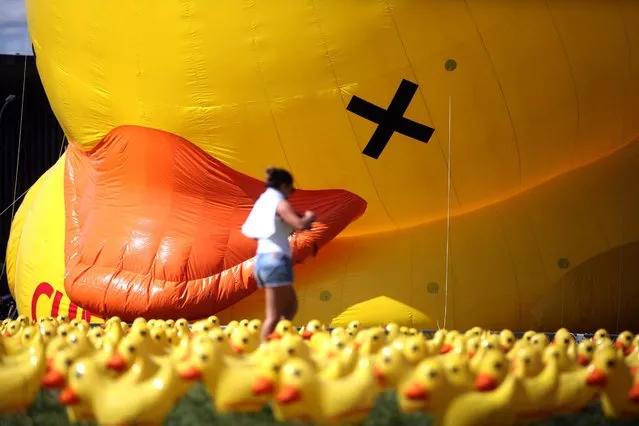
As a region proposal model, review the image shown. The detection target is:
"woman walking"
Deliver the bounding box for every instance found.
[242,167,315,342]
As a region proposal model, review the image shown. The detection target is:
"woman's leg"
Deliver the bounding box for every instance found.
[261,285,294,342]
[280,288,298,321]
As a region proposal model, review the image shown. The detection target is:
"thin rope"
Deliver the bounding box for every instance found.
[0,189,29,217]
[9,56,27,225]
[0,57,27,286]
[58,133,67,157]
[0,133,65,218]
[443,95,452,329]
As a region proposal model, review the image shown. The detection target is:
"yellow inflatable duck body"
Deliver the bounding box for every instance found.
[178,336,283,414]
[0,326,46,413]
[7,0,639,331]
[273,356,381,424]
[440,350,516,426]
[60,353,187,426]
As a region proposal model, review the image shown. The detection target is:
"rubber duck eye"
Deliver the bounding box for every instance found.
[337,342,344,349]
[154,335,161,340]
[242,338,248,344]
[60,331,67,336]
[524,358,531,364]
[287,348,295,356]
[411,345,418,352]
[202,326,210,331]
[564,338,569,344]
[486,344,494,349]
[44,331,51,336]
[282,326,289,331]
[200,354,208,362]
[494,362,503,370]
[507,337,513,343]
[293,368,301,377]
[383,356,391,364]
[139,330,147,337]
[428,370,438,379]
[586,346,593,352]
[65,358,73,367]
[372,335,379,341]
[606,359,616,368]
[273,365,281,373]
[128,345,135,353]
[75,370,83,380]
[451,366,460,374]
[217,336,224,342]
[24,333,31,339]
[167,338,173,343]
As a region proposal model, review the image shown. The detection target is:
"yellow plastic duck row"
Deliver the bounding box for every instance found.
[1,315,638,425]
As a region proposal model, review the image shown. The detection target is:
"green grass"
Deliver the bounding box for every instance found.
[0,385,637,426]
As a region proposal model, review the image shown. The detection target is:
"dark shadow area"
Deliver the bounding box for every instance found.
[0,54,64,297]
[530,239,639,332]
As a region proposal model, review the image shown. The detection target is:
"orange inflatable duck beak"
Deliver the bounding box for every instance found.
[275,384,302,404]
[475,373,499,392]
[59,387,81,405]
[63,126,367,321]
[106,352,128,373]
[41,368,66,388]
[251,376,276,396]
[403,382,429,401]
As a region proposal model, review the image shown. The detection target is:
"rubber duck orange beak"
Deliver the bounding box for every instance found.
[276,384,302,404]
[468,351,476,359]
[628,382,639,404]
[63,126,366,322]
[500,345,509,354]
[251,376,275,395]
[403,382,429,401]
[301,331,313,340]
[586,368,608,387]
[578,354,590,366]
[59,387,80,405]
[231,344,244,354]
[475,373,499,391]
[106,352,128,372]
[267,332,281,341]
[373,365,386,386]
[614,340,627,351]
[439,344,452,354]
[179,365,203,381]
[41,368,66,388]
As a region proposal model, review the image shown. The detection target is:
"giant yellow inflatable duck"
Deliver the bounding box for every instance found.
[6,0,639,330]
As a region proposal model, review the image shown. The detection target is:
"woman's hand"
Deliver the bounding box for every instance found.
[302,210,316,228]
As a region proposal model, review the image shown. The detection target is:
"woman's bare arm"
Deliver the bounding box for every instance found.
[276,200,314,231]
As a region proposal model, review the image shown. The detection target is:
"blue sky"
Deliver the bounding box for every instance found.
[0,0,32,55]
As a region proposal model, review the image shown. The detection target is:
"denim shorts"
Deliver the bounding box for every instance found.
[254,253,294,288]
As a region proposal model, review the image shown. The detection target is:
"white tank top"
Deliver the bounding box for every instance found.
[256,213,294,257]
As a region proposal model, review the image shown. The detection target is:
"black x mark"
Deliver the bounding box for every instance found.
[346,79,434,159]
